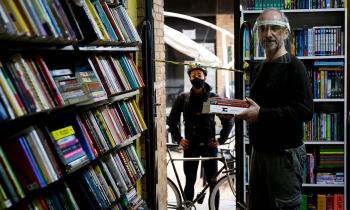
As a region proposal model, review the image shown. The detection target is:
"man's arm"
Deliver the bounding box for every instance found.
[217,115,234,144]
[167,94,185,143]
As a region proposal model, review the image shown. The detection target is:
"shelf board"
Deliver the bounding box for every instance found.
[244,55,345,61]
[314,99,344,102]
[77,46,139,51]
[303,183,344,187]
[304,141,344,145]
[242,8,346,14]
[109,89,140,103]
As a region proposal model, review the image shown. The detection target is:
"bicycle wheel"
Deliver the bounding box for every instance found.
[208,174,236,210]
[167,178,182,209]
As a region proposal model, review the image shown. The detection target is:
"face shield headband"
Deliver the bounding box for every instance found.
[253,19,291,32]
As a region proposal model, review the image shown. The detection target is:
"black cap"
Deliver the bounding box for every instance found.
[187,66,208,76]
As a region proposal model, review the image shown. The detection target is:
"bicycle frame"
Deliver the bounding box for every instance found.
[167,146,235,207]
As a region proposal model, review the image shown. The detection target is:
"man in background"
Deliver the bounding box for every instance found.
[167,65,234,208]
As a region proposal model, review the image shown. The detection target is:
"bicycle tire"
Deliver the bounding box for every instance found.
[167,178,182,209]
[208,174,236,210]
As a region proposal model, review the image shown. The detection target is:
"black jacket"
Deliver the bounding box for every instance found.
[250,54,314,151]
[167,83,234,147]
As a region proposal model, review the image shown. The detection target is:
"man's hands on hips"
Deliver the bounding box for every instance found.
[179,138,189,150]
[208,138,219,148]
[180,138,220,149]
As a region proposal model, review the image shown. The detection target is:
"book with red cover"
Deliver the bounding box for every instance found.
[208,97,250,108]
[202,97,250,115]
[2,136,41,193]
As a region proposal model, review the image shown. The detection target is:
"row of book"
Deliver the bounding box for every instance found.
[0,124,145,209]
[0,0,141,45]
[301,193,344,210]
[5,184,80,210]
[292,26,343,57]
[243,26,344,58]
[303,112,344,142]
[304,150,344,184]
[311,67,344,99]
[77,100,147,158]
[75,145,145,209]
[245,0,344,10]
[0,98,146,207]
[88,54,145,96]
[0,0,78,42]
[0,53,144,122]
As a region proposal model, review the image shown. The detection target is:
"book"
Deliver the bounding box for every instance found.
[0,147,25,199]
[0,63,26,117]
[1,135,43,193]
[99,161,121,198]
[0,159,16,205]
[105,154,128,193]
[47,125,89,169]
[202,97,249,115]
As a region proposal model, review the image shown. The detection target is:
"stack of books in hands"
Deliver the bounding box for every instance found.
[202,97,250,115]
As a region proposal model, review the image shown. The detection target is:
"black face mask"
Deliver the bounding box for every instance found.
[190,78,205,89]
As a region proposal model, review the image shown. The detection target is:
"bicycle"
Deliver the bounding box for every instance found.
[166,143,236,210]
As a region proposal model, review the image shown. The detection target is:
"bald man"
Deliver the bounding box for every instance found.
[237,8,313,210]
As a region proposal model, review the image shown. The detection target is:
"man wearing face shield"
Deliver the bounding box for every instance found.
[167,65,234,207]
[236,8,313,210]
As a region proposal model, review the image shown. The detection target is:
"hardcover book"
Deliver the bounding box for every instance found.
[202,97,250,115]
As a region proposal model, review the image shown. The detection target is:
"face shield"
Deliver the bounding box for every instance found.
[253,19,290,33]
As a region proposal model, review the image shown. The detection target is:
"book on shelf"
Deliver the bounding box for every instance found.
[80,111,109,153]
[244,0,344,10]
[50,68,89,105]
[75,61,108,104]
[0,0,80,42]
[303,112,344,142]
[302,193,344,210]
[65,0,141,45]
[1,133,48,193]
[45,125,89,170]
[105,153,128,193]
[202,97,250,115]
[112,151,132,188]
[93,165,116,204]
[99,162,121,198]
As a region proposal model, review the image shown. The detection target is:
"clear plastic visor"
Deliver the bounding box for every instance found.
[253,20,290,32]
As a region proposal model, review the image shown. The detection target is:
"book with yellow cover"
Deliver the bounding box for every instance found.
[84,0,110,41]
[0,0,30,36]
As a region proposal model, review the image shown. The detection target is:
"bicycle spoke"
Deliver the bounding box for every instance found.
[208,175,236,210]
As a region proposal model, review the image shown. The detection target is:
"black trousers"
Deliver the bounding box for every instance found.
[183,146,219,205]
[249,144,306,210]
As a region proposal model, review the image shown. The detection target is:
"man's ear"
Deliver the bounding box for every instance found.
[282,29,289,40]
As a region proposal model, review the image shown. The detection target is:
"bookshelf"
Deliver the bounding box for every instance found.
[0,1,148,209]
[240,2,347,210]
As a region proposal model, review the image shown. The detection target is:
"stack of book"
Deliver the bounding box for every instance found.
[202,97,250,115]
[50,69,90,105]
[49,126,89,169]
[75,63,108,104]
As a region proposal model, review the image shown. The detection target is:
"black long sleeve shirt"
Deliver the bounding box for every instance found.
[167,83,234,147]
[250,54,314,151]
